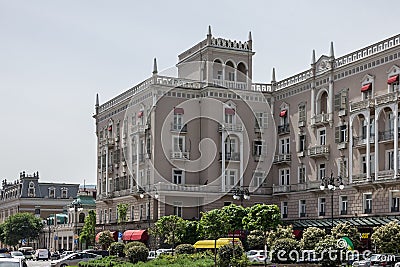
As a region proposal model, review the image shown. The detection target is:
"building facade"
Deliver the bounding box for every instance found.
[94,28,400,248]
[267,34,400,249]
[94,27,273,232]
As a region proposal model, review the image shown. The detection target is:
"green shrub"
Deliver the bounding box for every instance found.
[125,245,149,263]
[271,237,300,263]
[217,243,245,267]
[123,241,146,255]
[109,242,126,257]
[175,243,195,254]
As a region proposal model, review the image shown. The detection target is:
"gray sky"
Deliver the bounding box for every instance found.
[1,0,399,185]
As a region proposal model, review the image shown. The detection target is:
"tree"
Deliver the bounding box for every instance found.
[331,222,360,249]
[79,210,96,248]
[198,208,228,267]
[371,220,400,253]
[247,230,264,250]
[242,204,280,266]
[271,237,300,263]
[1,212,43,246]
[181,220,199,245]
[266,224,294,248]
[117,203,128,225]
[221,204,247,235]
[153,215,186,251]
[300,227,326,250]
[98,230,114,250]
[315,235,343,267]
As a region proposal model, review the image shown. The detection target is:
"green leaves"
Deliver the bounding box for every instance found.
[242,204,281,233]
[371,220,400,253]
[79,210,96,247]
[1,212,43,246]
[153,215,186,247]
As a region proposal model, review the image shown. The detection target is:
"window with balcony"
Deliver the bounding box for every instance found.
[282,202,288,218]
[225,169,237,190]
[173,136,185,152]
[174,201,183,217]
[386,150,395,170]
[298,134,306,153]
[391,191,400,212]
[334,89,348,113]
[318,163,326,180]
[340,196,348,215]
[279,138,290,154]
[299,200,306,217]
[252,172,265,187]
[279,168,290,186]
[253,140,265,157]
[318,128,326,145]
[318,198,326,216]
[337,158,348,178]
[361,83,372,100]
[173,113,183,131]
[364,193,372,214]
[298,166,306,184]
[173,169,184,184]
[225,108,235,124]
[361,154,375,174]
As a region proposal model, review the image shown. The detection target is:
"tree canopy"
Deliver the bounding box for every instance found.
[79,210,96,248]
[371,220,400,253]
[153,215,186,249]
[1,212,43,246]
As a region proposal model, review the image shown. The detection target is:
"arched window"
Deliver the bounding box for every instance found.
[225,61,235,81]
[237,62,247,82]
[213,59,223,80]
[28,182,35,197]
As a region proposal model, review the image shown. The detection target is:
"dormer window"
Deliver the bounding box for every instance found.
[48,187,56,198]
[28,181,35,197]
[224,108,235,124]
[388,75,399,92]
[61,187,68,199]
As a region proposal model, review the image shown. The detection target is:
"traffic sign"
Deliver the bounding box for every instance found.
[118,232,123,238]
[21,239,26,245]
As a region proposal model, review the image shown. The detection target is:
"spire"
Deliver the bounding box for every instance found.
[271,68,276,83]
[248,31,252,41]
[329,41,335,58]
[311,49,316,65]
[95,93,99,107]
[208,25,212,36]
[207,25,212,45]
[152,58,158,75]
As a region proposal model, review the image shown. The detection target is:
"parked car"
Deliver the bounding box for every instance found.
[82,249,109,257]
[155,248,173,256]
[50,252,101,267]
[0,257,27,267]
[246,250,270,263]
[10,251,25,260]
[50,251,61,260]
[59,250,74,258]
[18,247,34,260]
[0,253,12,258]
[34,249,49,261]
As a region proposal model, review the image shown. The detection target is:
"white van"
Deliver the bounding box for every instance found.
[34,249,49,261]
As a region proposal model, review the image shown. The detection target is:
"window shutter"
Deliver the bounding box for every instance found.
[334,93,341,111]
[341,90,348,110]
[335,126,340,143]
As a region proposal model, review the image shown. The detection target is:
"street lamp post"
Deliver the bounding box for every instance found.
[232,187,250,206]
[46,218,51,249]
[320,171,344,228]
[69,199,83,251]
[139,187,159,229]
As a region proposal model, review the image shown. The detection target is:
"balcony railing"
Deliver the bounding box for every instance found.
[171,124,187,133]
[277,124,290,135]
[350,99,374,113]
[220,152,240,161]
[156,182,221,193]
[391,207,399,212]
[376,91,398,105]
[218,123,243,132]
[170,151,190,160]
[353,134,375,146]
[378,130,394,141]
[308,145,329,158]
[312,113,330,125]
[273,154,291,164]
[272,185,291,194]
[212,79,248,90]
[352,173,372,184]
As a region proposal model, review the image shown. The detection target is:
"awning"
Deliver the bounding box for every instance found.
[108,125,112,131]
[279,110,287,117]
[174,108,184,115]
[388,75,399,84]
[225,108,235,115]
[122,230,148,242]
[137,111,143,118]
[95,231,118,242]
[361,83,372,92]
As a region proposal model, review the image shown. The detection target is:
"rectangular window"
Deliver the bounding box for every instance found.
[318,198,326,216]
[392,193,400,212]
[279,168,290,185]
[318,129,326,145]
[173,136,185,152]
[255,112,268,128]
[318,163,326,180]
[131,206,135,221]
[225,113,234,124]
[225,170,237,190]
[340,196,348,215]
[173,114,183,131]
[173,169,184,184]
[146,203,150,220]
[109,208,112,222]
[361,154,375,174]
[335,125,348,143]
[253,140,265,157]
[364,193,372,213]
[279,138,290,154]
[298,104,306,123]
[299,200,306,217]
[282,202,288,218]
[173,201,183,217]
[228,72,235,81]
[140,204,144,220]
[217,70,222,80]
[299,134,306,152]
[298,166,306,184]
[253,172,265,187]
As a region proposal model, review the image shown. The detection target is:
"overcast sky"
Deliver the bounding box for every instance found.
[1,0,399,185]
